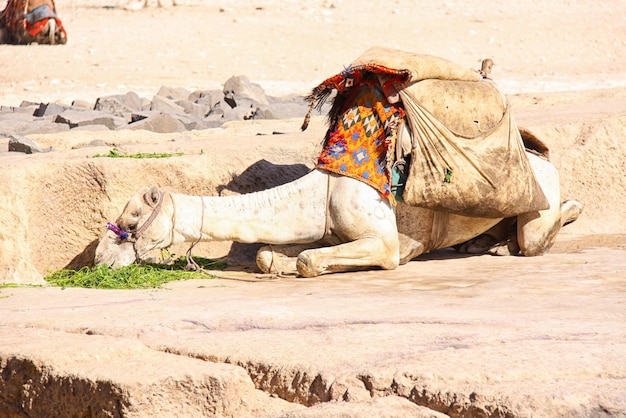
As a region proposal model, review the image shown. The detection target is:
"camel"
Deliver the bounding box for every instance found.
[95,48,584,277]
[95,145,582,277]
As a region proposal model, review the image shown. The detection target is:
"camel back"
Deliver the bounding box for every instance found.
[306,47,549,217]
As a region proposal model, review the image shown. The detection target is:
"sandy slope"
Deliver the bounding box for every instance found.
[1,0,625,105]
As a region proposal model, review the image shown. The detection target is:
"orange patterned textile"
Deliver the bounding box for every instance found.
[316,78,404,203]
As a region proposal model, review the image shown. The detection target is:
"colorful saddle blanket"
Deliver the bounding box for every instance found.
[316,76,405,203]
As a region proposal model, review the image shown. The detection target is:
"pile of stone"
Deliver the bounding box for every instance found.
[0,75,315,153]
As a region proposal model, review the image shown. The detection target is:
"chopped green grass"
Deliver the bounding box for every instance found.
[45,256,227,289]
[93,147,183,159]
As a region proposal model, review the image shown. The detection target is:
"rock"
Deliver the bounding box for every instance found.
[86,139,108,147]
[223,75,270,105]
[192,89,224,109]
[19,100,40,108]
[127,112,185,133]
[0,328,302,417]
[174,99,210,118]
[205,100,232,118]
[206,95,259,122]
[277,396,449,418]
[254,101,309,120]
[0,112,40,137]
[156,85,191,101]
[150,95,186,114]
[7,134,50,153]
[70,124,112,132]
[94,91,144,117]
[0,104,35,114]
[33,102,70,117]
[71,99,94,109]
[53,109,128,130]
[172,113,209,131]
[23,121,71,135]
[130,110,158,123]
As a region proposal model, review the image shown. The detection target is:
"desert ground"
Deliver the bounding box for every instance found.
[0,0,625,416]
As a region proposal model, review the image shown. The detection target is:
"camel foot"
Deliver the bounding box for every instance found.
[256,244,325,275]
[455,234,501,254]
[256,245,297,274]
[398,233,424,264]
[296,252,320,278]
[561,200,583,227]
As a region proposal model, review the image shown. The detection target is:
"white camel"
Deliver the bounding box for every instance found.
[95,142,582,277]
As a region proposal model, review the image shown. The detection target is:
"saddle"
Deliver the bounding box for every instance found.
[305,46,549,218]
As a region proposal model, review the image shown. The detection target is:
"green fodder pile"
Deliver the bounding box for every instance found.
[45,257,226,289]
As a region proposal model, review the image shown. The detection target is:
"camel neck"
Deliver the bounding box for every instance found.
[170,170,329,245]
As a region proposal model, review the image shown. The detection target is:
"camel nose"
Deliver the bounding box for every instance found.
[115,218,135,233]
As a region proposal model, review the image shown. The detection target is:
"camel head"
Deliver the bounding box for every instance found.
[95,186,174,267]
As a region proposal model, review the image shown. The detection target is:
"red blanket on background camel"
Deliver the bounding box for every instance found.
[0,0,66,44]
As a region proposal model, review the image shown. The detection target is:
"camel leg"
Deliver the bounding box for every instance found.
[257,232,421,274]
[398,232,425,264]
[296,235,400,278]
[256,243,324,275]
[517,154,583,256]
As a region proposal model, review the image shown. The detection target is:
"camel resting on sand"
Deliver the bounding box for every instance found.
[95,148,582,277]
[95,48,584,277]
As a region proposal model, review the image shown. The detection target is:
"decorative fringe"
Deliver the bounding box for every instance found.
[301,64,409,132]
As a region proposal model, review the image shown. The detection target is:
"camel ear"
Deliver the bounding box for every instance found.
[143,186,160,207]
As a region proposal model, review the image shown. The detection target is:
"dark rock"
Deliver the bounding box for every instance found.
[53,110,128,130]
[223,75,269,105]
[223,92,237,108]
[7,134,50,154]
[33,102,70,117]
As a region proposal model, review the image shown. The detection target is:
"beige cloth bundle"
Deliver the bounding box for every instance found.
[352,46,549,217]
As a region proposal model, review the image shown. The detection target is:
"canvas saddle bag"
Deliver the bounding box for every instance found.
[304,46,549,218]
[353,46,549,218]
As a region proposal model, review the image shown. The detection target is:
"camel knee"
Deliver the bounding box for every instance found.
[256,244,315,275]
[560,200,583,227]
[296,251,320,278]
[518,218,559,256]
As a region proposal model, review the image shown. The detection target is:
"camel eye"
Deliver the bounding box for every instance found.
[128,224,137,232]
